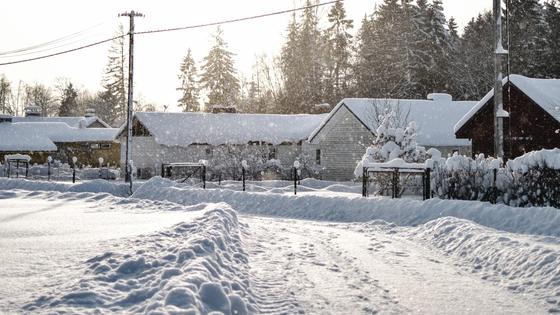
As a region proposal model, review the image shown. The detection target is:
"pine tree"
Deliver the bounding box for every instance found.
[508,0,549,77]
[544,1,560,77]
[456,12,494,100]
[177,48,200,112]
[324,1,354,105]
[354,14,377,97]
[58,82,79,117]
[199,27,240,111]
[101,24,127,124]
[280,14,302,113]
[297,0,324,111]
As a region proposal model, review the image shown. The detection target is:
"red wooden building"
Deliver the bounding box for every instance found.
[454,75,560,159]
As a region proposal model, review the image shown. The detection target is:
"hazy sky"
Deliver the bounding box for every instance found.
[0,0,492,112]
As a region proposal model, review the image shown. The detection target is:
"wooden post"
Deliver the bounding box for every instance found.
[242,167,246,191]
[25,162,28,178]
[47,161,51,181]
[425,168,431,200]
[362,167,367,197]
[293,167,297,195]
[16,161,19,178]
[202,165,206,189]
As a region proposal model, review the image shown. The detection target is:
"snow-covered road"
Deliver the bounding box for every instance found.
[244,216,548,314]
[0,186,558,314]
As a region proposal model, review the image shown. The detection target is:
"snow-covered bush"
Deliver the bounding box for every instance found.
[355,111,426,196]
[430,148,560,208]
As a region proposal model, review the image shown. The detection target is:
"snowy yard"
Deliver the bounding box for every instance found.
[0,178,559,314]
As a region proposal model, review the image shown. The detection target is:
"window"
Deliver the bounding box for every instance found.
[316,149,321,165]
[101,143,111,149]
[205,148,213,157]
[90,143,100,149]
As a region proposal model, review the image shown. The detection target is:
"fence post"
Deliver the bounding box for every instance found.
[202,165,206,189]
[425,168,431,200]
[25,162,29,178]
[293,167,297,195]
[492,168,497,204]
[362,167,367,197]
[242,167,246,191]
[47,161,51,181]
[392,168,398,199]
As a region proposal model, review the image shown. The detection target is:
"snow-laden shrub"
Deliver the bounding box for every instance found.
[431,148,560,208]
[355,111,426,196]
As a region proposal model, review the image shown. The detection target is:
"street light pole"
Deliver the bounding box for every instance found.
[494,0,509,159]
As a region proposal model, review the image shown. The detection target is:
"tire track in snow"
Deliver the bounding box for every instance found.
[244,216,405,314]
[244,216,550,315]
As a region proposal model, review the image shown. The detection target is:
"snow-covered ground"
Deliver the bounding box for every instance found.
[1,178,559,314]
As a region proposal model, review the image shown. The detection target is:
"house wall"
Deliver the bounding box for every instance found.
[308,106,375,181]
[456,85,560,159]
[122,136,303,179]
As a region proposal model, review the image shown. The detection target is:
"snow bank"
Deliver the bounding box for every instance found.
[24,204,253,315]
[409,217,560,313]
[133,177,560,237]
[0,178,131,197]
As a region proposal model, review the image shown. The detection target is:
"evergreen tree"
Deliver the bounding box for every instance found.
[544,1,560,77]
[199,27,240,111]
[177,48,200,112]
[101,24,127,124]
[58,82,79,117]
[324,1,354,105]
[280,14,302,113]
[507,0,549,77]
[354,14,377,97]
[456,12,494,100]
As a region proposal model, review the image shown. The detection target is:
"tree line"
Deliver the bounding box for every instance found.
[178,0,560,114]
[2,0,559,121]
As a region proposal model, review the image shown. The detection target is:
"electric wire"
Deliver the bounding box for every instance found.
[0,0,341,66]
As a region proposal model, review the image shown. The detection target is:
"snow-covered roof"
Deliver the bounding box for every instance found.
[129,112,328,146]
[12,116,111,128]
[454,75,560,134]
[309,97,477,147]
[0,122,119,152]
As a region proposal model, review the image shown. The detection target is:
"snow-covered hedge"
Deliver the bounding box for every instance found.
[432,148,560,208]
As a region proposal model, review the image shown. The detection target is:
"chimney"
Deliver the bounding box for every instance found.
[427,93,453,102]
[84,108,96,117]
[24,105,41,117]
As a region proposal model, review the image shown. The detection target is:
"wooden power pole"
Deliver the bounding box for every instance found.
[119,10,143,193]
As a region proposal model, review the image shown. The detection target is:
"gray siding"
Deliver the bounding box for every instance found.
[308,106,375,181]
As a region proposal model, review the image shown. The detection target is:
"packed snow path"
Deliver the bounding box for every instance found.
[244,216,549,315]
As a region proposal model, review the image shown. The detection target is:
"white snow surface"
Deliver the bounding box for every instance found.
[12,115,111,128]
[309,97,477,147]
[507,148,560,173]
[1,179,559,314]
[0,122,118,152]
[131,112,327,146]
[132,177,560,237]
[454,74,560,133]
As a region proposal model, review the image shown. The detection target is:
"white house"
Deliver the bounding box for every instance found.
[119,112,327,178]
[305,94,478,181]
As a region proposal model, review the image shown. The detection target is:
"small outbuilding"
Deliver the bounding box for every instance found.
[454,75,560,159]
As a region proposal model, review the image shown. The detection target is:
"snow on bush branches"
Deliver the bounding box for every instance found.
[431,148,560,208]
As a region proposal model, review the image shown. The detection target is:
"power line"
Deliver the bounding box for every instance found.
[0,22,108,56]
[0,0,341,66]
[136,0,340,35]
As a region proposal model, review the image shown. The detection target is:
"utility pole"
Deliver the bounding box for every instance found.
[493,0,509,159]
[119,10,143,193]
